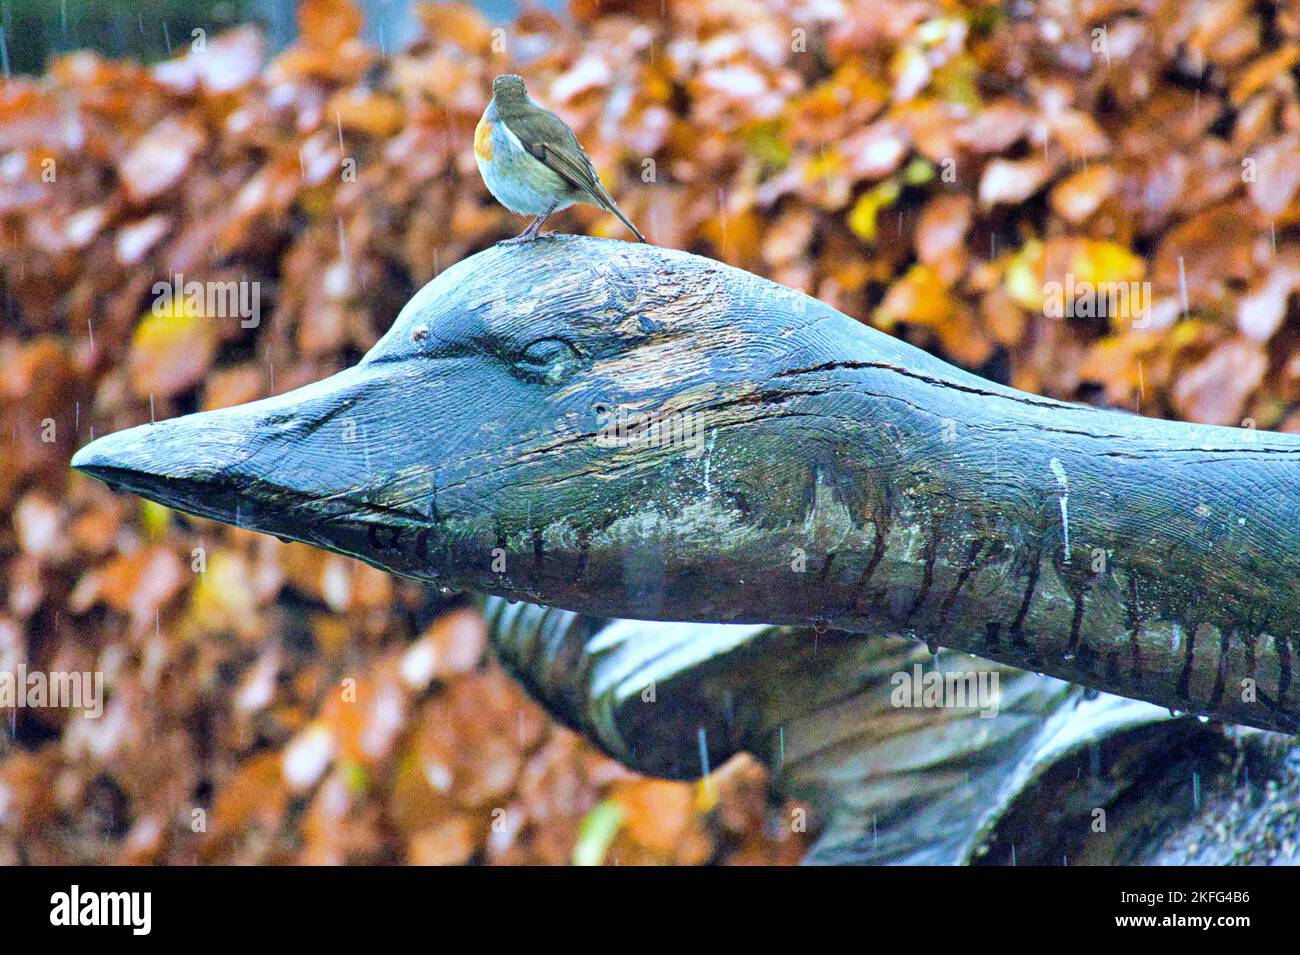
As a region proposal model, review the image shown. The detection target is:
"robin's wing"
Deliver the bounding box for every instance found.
[503,111,646,241]
[536,140,606,201]
[533,140,646,242]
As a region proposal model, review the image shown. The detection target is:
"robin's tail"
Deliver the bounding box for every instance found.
[590,180,646,243]
[607,199,647,243]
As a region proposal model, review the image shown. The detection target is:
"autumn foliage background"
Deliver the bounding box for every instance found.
[2,0,1299,864]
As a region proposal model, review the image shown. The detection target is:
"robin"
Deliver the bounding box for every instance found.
[475,74,646,243]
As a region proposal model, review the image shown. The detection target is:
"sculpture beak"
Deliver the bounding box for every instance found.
[70,361,430,555]
[72,398,265,527]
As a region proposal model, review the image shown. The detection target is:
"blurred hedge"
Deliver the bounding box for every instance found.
[2,0,1299,863]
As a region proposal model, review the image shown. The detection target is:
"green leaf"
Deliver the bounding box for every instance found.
[572,800,625,866]
[140,499,172,541]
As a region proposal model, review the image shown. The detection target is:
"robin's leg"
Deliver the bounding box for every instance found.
[529,201,559,239]
[500,219,538,244]
[500,203,560,245]
[501,206,551,245]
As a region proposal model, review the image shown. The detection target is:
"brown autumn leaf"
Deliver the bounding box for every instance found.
[211,751,287,837]
[1230,46,1299,107]
[1153,202,1259,308]
[153,25,264,94]
[1238,263,1300,342]
[762,207,816,266]
[915,193,972,284]
[299,0,364,49]
[409,816,477,865]
[99,545,185,632]
[1247,134,1300,217]
[1050,164,1118,224]
[117,118,207,204]
[403,608,487,688]
[978,156,1055,207]
[1045,110,1111,158]
[414,2,495,55]
[69,508,121,556]
[13,493,63,560]
[953,100,1032,154]
[328,88,406,138]
[612,779,699,857]
[843,119,909,181]
[114,215,171,266]
[202,364,265,411]
[1171,337,1268,426]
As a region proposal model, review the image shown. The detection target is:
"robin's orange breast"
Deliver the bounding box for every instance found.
[474,118,494,162]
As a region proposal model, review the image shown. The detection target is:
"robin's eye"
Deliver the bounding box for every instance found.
[513,338,584,382]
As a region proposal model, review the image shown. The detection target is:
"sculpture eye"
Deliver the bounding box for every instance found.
[513,338,583,382]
